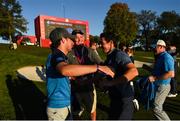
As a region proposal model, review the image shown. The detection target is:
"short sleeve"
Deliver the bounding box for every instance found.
[164,55,174,72]
[51,54,66,68]
[116,51,132,66]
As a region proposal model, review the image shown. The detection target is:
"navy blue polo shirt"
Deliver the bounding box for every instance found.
[46,49,71,108]
[104,49,134,98]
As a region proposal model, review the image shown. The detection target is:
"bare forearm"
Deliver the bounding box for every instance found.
[60,65,97,76]
[149,71,174,82]
[107,67,138,86]
[56,61,114,78]
[155,71,174,80]
[124,67,139,81]
[60,64,114,77]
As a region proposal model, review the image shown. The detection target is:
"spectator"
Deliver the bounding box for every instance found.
[167,45,178,97]
[90,40,103,61]
[99,32,138,120]
[125,47,134,63]
[119,43,127,52]
[125,47,139,110]
[148,40,174,120]
[67,29,103,120]
[9,43,17,50]
[45,28,114,120]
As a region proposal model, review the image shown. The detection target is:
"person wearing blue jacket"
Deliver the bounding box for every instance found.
[148,40,174,120]
[46,28,114,120]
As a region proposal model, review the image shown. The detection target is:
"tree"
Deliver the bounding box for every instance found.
[157,11,179,34]
[90,35,100,43]
[157,11,180,46]
[136,10,157,50]
[177,15,180,37]
[103,2,138,46]
[0,0,28,42]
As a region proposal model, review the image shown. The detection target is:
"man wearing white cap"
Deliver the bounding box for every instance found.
[148,39,174,120]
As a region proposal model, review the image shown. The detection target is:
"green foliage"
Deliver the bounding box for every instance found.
[103,2,138,45]
[90,35,100,43]
[136,10,180,50]
[0,0,28,41]
[157,11,179,34]
[0,44,50,119]
[136,10,157,50]
[157,11,180,47]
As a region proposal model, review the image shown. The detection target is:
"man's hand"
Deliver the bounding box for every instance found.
[98,66,115,78]
[148,75,156,82]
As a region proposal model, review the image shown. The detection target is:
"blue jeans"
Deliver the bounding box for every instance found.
[153,84,170,120]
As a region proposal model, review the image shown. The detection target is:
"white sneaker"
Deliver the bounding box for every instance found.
[72,107,84,116]
[167,93,178,97]
[78,107,84,117]
[133,99,139,111]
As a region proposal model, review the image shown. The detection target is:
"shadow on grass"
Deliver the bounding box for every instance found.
[6,74,47,120]
[164,99,180,116]
[97,103,109,113]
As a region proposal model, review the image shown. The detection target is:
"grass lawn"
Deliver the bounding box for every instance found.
[0,44,180,119]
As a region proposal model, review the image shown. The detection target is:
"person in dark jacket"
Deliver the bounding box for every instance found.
[67,29,103,120]
[167,45,178,97]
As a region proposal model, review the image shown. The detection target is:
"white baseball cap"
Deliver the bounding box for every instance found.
[156,39,166,47]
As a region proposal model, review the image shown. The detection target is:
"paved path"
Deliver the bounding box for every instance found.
[134,60,153,68]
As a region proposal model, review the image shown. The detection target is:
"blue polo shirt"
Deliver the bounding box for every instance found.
[104,49,134,98]
[153,51,174,85]
[46,49,71,108]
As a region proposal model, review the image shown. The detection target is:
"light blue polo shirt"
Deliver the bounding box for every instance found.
[46,49,71,108]
[153,51,174,85]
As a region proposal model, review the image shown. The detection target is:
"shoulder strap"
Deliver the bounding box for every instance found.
[74,46,89,64]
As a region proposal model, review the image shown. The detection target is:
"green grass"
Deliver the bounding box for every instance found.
[0,44,49,119]
[134,51,155,63]
[0,44,180,119]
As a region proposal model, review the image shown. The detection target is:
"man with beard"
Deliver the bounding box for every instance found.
[67,29,103,120]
